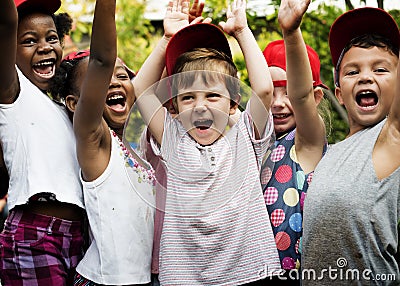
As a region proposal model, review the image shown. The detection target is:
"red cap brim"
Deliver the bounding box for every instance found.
[165,23,232,75]
[15,0,61,14]
[263,39,328,89]
[329,7,400,69]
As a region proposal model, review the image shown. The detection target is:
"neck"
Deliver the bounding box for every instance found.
[113,128,123,140]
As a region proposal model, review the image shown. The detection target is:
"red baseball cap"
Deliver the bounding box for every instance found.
[63,50,136,79]
[329,7,400,69]
[165,23,232,76]
[263,39,328,89]
[15,0,61,14]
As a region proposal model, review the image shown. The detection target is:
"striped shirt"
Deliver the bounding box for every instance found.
[152,106,282,285]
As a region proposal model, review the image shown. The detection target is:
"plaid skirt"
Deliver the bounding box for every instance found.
[0,207,84,285]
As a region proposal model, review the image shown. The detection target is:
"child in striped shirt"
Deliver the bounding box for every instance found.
[130,0,282,284]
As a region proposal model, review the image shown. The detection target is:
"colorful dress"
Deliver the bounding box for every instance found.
[261,129,325,271]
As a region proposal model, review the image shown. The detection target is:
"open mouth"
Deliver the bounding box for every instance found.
[273,114,290,119]
[33,59,56,79]
[356,90,378,110]
[193,119,213,130]
[106,92,127,111]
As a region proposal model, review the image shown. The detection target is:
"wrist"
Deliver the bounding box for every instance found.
[233,26,251,39]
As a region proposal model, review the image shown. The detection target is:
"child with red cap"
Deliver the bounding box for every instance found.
[0,0,84,285]
[129,0,282,284]
[259,0,329,284]
[302,6,400,285]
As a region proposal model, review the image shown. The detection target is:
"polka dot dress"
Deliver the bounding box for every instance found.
[261,129,324,270]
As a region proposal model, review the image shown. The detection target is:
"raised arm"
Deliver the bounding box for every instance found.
[134,0,190,145]
[0,0,19,104]
[279,0,326,170]
[389,51,400,130]
[219,0,272,138]
[73,0,117,179]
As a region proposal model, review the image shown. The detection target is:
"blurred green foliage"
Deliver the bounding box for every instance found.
[61,0,399,144]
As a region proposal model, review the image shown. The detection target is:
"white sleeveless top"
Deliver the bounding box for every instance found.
[76,130,155,285]
[0,67,83,210]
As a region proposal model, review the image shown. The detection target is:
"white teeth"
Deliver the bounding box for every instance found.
[108,94,124,100]
[35,61,53,67]
[359,90,374,95]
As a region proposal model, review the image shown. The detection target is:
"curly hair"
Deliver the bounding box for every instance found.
[53,13,73,46]
[49,55,88,102]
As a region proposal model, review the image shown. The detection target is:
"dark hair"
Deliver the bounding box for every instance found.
[49,55,88,102]
[342,33,398,60]
[335,33,399,86]
[18,8,72,46]
[53,13,73,46]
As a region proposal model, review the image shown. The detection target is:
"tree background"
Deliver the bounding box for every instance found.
[60,0,400,144]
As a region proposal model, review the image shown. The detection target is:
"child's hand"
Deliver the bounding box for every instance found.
[189,0,212,24]
[278,0,310,34]
[219,0,247,37]
[164,0,190,39]
[188,0,204,23]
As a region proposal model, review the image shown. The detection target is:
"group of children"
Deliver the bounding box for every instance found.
[0,0,399,285]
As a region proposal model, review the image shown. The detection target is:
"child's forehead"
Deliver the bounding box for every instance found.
[341,45,397,67]
[176,77,229,94]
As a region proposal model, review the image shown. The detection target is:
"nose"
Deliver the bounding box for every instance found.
[37,41,53,54]
[109,74,121,87]
[193,98,207,113]
[272,93,286,108]
[358,70,374,84]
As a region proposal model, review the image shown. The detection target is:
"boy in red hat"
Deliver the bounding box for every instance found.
[129,0,282,284]
[0,0,84,285]
[259,0,329,284]
[302,6,400,285]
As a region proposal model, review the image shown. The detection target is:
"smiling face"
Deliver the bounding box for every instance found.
[67,58,134,132]
[16,12,62,91]
[336,46,398,136]
[269,67,296,137]
[102,59,135,131]
[175,76,237,146]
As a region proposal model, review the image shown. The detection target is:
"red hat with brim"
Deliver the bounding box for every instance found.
[63,49,136,79]
[329,7,400,69]
[165,23,232,76]
[263,39,328,89]
[15,0,61,14]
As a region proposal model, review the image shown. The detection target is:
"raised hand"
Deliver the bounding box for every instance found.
[188,0,204,22]
[164,0,190,38]
[219,0,247,37]
[278,0,310,34]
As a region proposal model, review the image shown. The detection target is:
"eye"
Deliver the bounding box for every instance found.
[117,73,129,80]
[345,70,358,76]
[180,95,194,101]
[47,35,59,44]
[207,93,222,99]
[21,37,36,45]
[374,67,388,73]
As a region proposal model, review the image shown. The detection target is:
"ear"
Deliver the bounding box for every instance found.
[313,87,324,106]
[335,86,345,105]
[65,95,79,113]
[229,102,239,116]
